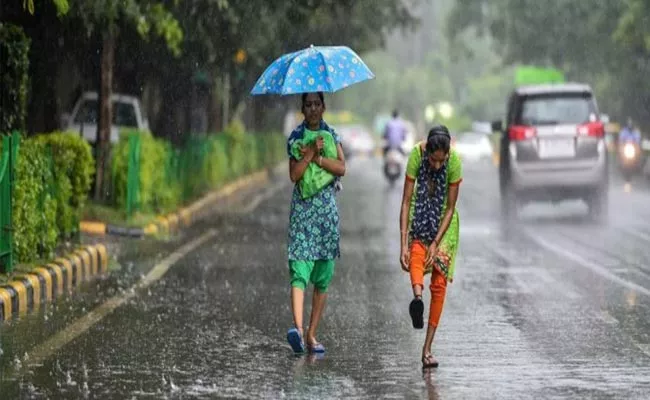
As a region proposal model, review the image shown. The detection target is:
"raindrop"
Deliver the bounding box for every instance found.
[55,360,63,374]
[65,370,77,386]
[25,381,37,394]
[169,378,179,392]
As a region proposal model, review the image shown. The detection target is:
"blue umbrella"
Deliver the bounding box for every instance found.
[250,45,375,95]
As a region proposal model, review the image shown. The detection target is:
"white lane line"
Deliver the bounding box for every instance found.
[524,229,650,297]
[236,180,288,214]
[19,229,218,374]
[598,311,619,325]
[635,343,650,358]
[620,227,650,243]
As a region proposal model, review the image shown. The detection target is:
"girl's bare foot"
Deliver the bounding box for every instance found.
[306,335,326,353]
[421,352,439,369]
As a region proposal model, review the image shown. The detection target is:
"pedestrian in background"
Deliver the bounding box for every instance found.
[285,92,346,354]
[399,125,463,368]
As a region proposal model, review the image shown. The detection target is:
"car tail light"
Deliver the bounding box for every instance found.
[577,122,604,138]
[509,125,536,141]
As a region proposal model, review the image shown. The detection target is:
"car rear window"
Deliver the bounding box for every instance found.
[457,133,487,144]
[74,99,139,128]
[518,94,596,125]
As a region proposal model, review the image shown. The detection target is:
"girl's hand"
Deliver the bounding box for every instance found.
[400,245,410,272]
[425,241,440,272]
[315,136,325,153]
[300,145,316,162]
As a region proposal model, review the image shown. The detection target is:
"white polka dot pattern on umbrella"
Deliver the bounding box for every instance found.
[251,45,375,95]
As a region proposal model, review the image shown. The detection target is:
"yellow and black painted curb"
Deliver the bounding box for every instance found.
[0,244,109,322]
[80,166,277,238]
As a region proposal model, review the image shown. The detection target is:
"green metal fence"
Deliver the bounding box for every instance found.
[0,133,19,273]
[126,132,141,218]
[123,132,285,218]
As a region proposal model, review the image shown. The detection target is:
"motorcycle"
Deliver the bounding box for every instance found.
[617,140,643,181]
[384,148,404,186]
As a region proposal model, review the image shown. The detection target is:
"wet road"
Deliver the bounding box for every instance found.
[2,156,650,399]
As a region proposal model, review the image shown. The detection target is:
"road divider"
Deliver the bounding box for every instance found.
[80,164,284,238]
[0,244,108,322]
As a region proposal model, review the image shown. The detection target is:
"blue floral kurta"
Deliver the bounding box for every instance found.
[287,121,341,261]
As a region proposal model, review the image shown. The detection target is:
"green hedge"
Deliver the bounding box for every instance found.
[36,133,95,237]
[111,129,286,216]
[12,139,57,262]
[7,132,94,264]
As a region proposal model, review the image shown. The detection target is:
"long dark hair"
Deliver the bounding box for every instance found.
[425,125,451,196]
[425,125,451,154]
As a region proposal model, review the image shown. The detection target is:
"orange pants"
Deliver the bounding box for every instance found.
[409,241,447,328]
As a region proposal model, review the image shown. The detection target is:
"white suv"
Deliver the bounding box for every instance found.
[62,92,149,144]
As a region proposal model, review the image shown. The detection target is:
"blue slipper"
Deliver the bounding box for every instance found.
[287,328,305,354]
[307,342,325,354]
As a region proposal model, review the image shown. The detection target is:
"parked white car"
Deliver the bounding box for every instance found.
[453,132,493,163]
[337,124,376,157]
[62,92,149,144]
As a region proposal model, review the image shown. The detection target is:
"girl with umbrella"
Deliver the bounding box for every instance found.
[286,92,346,354]
[251,45,374,354]
[399,125,463,369]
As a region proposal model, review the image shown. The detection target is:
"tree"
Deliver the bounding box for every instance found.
[63,0,182,200]
[446,0,650,127]
[111,0,419,136]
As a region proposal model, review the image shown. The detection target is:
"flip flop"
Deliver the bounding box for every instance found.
[307,342,325,354]
[287,328,305,354]
[409,297,424,329]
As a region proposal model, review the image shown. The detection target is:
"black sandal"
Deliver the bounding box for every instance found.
[409,297,424,329]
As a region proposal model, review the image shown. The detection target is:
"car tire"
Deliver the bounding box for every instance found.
[587,187,608,223]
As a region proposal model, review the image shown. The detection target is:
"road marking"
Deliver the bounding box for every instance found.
[524,230,650,297]
[598,311,619,325]
[236,180,288,214]
[621,227,650,242]
[19,229,218,374]
[635,343,650,358]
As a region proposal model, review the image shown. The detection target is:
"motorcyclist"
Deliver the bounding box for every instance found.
[619,117,641,144]
[383,109,407,156]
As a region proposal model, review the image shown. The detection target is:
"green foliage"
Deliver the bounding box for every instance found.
[112,130,176,214]
[13,138,57,263]
[6,132,93,264]
[111,129,286,216]
[446,0,650,127]
[23,0,70,16]
[68,0,183,56]
[36,132,95,237]
[0,24,30,134]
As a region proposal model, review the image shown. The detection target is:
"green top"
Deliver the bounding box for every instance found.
[405,144,463,224]
[289,129,338,199]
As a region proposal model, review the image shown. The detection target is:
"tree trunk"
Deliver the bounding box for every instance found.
[94,32,115,201]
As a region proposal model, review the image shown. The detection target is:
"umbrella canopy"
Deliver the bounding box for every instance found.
[251,45,375,95]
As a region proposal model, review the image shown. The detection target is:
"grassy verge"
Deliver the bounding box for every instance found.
[81,203,161,228]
